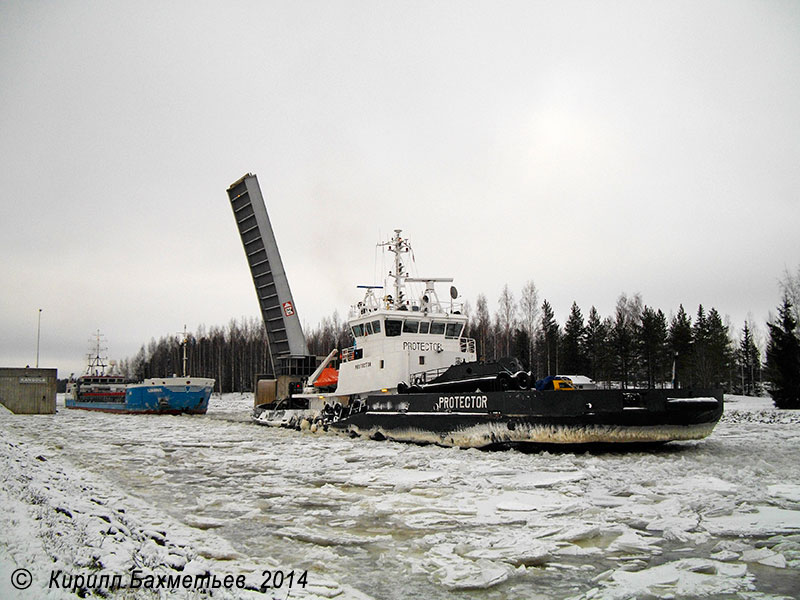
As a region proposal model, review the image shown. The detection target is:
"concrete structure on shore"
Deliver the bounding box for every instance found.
[0,367,57,414]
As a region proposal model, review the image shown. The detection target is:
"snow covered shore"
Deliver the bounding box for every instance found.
[1,394,799,599]
[0,420,250,599]
[0,400,367,600]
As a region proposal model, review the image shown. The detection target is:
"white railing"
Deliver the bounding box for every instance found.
[409,366,449,386]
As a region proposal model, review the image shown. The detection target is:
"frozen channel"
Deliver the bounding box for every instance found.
[2,394,799,599]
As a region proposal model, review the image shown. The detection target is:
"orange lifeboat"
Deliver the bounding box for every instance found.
[313,367,339,388]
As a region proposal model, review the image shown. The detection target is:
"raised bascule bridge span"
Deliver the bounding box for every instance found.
[226,174,317,401]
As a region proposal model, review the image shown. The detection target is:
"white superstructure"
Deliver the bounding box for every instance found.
[295,229,476,406]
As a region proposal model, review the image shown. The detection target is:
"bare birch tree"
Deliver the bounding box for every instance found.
[496,284,517,357]
[519,280,540,369]
[474,293,491,361]
[780,265,800,325]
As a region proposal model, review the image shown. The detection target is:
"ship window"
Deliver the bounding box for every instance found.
[364,321,374,335]
[430,321,446,335]
[403,320,419,334]
[445,323,463,338]
[419,356,425,365]
[371,320,381,334]
[419,321,430,334]
[385,319,402,337]
[352,324,364,337]
[380,360,384,369]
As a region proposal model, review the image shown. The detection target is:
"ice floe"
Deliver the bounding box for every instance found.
[2,393,799,599]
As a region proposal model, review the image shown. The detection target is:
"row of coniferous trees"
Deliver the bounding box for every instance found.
[117,289,765,395]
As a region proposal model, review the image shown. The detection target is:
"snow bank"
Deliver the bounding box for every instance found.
[0,421,367,599]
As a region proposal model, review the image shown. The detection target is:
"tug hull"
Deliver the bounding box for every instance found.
[330,388,723,448]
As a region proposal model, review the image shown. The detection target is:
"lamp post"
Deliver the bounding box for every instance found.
[36,308,42,368]
[672,351,678,389]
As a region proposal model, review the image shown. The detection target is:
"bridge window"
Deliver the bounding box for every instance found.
[445,323,463,338]
[419,321,430,334]
[371,320,381,334]
[403,320,419,334]
[430,321,446,335]
[364,321,374,335]
[352,324,364,337]
[385,319,402,337]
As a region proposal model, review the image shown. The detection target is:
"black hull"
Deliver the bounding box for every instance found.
[331,388,723,448]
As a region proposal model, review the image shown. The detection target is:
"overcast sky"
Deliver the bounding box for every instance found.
[2,1,798,377]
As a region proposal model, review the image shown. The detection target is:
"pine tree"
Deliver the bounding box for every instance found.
[639,306,669,388]
[705,308,733,389]
[132,345,147,380]
[766,296,800,409]
[560,302,586,375]
[583,306,608,384]
[692,305,710,387]
[737,321,761,396]
[669,305,693,388]
[654,309,670,385]
[611,293,642,388]
[538,300,559,375]
[512,328,531,369]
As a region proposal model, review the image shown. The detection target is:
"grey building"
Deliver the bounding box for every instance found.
[0,367,58,414]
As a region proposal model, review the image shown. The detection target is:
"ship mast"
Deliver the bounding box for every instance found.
[86,330,108,376]
[379,229,411,309]
[178,325,189,378]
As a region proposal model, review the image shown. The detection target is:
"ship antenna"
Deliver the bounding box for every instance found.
[378,229,410,309]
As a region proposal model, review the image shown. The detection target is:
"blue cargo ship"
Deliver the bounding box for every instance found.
[65,330,214,414]
[66,375,214,414]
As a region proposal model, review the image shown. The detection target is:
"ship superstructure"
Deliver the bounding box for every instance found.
[333,230,476,397]
[246,228,478,426]
[65,330,128,405]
